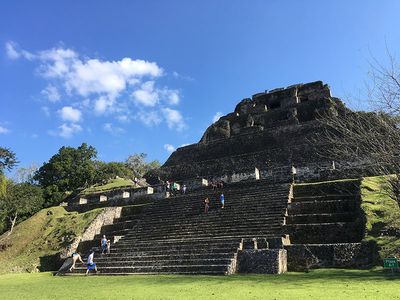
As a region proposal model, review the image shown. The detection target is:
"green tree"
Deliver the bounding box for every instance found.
[34,143,98,206]
[0,180,44,235]
[0,147,18,174]
[94,161,133,183]
[126,153,161,179]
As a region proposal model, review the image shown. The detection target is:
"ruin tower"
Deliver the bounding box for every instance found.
[158,81,348,183]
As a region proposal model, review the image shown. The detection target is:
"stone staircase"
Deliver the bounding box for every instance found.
[284,179,375,270]
[285,179,363,244]
[71,180,291,275]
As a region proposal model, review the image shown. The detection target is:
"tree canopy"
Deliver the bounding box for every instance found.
[34,143,98,206]
[0,147,18,174]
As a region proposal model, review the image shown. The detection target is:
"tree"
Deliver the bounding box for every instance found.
[0,180,44,235]
[126,153,160,179]
[34,143,98,206]
[94,161,133,183]
[315,51,400,205]
[15,164,38,184]
[0,147,18,174]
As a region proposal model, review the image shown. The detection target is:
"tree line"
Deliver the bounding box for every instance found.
[0,143,160,235]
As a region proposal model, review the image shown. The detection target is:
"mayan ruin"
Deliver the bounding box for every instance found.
[2,2,400,299]
[56,81,379,275]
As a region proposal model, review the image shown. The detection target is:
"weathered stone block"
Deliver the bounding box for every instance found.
[237,249,287,274]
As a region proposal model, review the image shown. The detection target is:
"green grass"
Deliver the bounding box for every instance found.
[361,176,400,259]
[80,178,135,195]
[0,269,398,300]
[0,207,102,274]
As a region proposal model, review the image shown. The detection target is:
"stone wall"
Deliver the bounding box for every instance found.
[237,249,287,274]
[285,241,378,271]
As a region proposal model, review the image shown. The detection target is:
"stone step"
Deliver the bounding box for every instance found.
[286,212,356,224]
[293,180,360,197]
[153,193,289,205]
[93,255,234,263]
[111,242,240,252]
[71,264,230,274]
[77,258,234,268]
[66,270,226,275]
[134,216,284,229]
[287,200,356,214]
[123,230,283,241]
[285,221,363,244]
[292,194,358,202]
[140,205,286,216]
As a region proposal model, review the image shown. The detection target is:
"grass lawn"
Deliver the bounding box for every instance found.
[0,269,399,300]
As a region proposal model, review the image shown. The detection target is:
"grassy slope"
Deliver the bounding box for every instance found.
[0,269,398,300]
[0,207,101,274]
[80,178,134,195]
[361,176,400,259]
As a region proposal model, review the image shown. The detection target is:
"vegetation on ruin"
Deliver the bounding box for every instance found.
[361,176,400,259]
[0,269,398,300]
[0,206,101,274]
[80,177,135,195]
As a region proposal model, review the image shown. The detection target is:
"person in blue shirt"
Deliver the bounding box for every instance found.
[101,235,107,254]
[220,193,225,209]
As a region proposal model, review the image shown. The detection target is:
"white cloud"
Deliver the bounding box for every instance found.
[164,144,176,153]
[94,96,115,114]
[103,123,124,135]
[41,84,60,102]
[52,123,82,138]
[7,41,188,132]
[162,108,186,131]
[136,110,162,127]
[180,143,190,147]
[5,42,20,59]
[0,126,10,134]
[132,81,159,107]
[212,112,223,123]
[116,115,130,123]
[160,89,180,105]
[5,41,34,60]
[58,106,82,122]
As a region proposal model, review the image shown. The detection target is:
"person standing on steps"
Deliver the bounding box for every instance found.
[106,239,111,254]
[182,184,187,194]
[101,235,108,254]
[220,193,225,209]
[69,252,84,272]
[204,197,210,213]
[86,250,98,275]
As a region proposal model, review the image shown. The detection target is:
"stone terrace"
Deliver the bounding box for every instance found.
[70,180,291,275]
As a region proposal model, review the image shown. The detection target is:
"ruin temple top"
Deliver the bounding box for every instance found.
[155,81,348,183]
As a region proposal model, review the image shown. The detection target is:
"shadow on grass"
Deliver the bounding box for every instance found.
[117,269,400,287]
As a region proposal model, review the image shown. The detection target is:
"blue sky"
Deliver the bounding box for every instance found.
[1,0,400,172]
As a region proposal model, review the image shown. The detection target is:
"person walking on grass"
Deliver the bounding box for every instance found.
[101,235,108,254]
[220,193,225,209]
[69,252,84,272]
[204,197,210,213]
[86,250,98,275]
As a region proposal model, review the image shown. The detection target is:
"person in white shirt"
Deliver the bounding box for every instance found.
[86,250,98,275]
